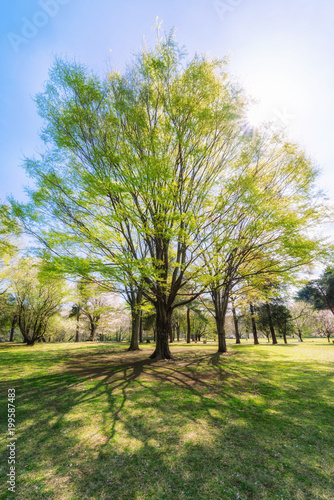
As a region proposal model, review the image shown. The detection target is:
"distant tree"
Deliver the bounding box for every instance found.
[297,268,334,315]
[290,301,318,341]
[189,302,210,342]
[0,293,16,340]
[256,302,278,344]
[46,313,77,342]
[316,310,334,342]
[7,259,66,345]
[96,296,130,342]
[141,308,156,341]
[5,297,19,342]
[248,302,259,345]
[77,282,113,342]
[230,295,241,344]
[69,303,83,342]
[269,302,294,344]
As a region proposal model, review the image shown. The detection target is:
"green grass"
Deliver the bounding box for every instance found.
[0,339,333,499]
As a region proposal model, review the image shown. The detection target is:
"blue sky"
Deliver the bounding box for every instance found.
[1,0,333,209]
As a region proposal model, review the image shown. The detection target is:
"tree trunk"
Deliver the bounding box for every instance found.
[128,306,140,351]
[9,316,16,342]
[212,288,229,353]
[250,302,259,345]
[231,299,240,344]
[75,315,80,342]
[186,308,191,344]
[176,321,180,342]
[266,302,278,345]
[297,328,303,342]
[17,319,33,345]
[87,320,97,341]
[139,309,143,343]
[169,319,174,343]
[215,313,227,353]
[128,291,142,351]
[283,332,287,344]
[150,302,173,360]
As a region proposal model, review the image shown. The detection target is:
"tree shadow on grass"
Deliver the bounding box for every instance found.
[0,346,333,499]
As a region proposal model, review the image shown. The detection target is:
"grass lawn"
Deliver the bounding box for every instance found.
[0,339,333,499]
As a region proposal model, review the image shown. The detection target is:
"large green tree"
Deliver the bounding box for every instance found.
[199,128,326,352]
[14,28,245,359]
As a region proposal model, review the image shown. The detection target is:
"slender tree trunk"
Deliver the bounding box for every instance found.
[153,327,156,342]
[186,308,191,344]
[231,299,240,344]
[128,290,142,351]
[139,310,143,343]
[176,321,180,342]
[9,316,16,342]
[212,289,229,353]
[283,319,288,344]
[266,302,278,345]
[150,301,173,360]
[250,302,259,345]
[128,306,140,351]
[297,328,303,342]
[75,315,80,342]
[169,319,174,343]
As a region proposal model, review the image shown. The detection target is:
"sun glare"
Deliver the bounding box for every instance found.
[246,72,302,128]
